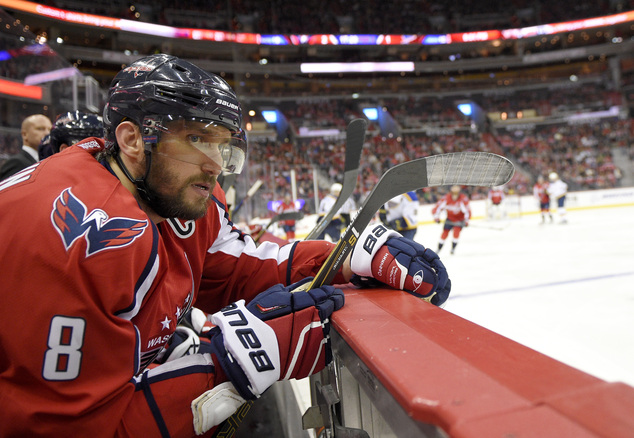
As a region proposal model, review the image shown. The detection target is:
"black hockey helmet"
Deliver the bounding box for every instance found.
[38,133,52,159]
[103,53,246,174]
[46,111,104,157]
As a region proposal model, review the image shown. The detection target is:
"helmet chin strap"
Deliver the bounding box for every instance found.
[114,142,155,205]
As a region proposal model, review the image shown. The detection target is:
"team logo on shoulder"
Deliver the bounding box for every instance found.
[52,188,148,257]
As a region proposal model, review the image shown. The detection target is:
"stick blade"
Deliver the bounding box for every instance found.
[426,152,515,188]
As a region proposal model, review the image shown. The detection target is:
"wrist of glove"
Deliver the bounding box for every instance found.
[350,224,451,306]
[208,278,344,400]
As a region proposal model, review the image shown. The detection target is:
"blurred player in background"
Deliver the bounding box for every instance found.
[547,171,568,224]
[533,175,553,224]
[432,185,471,254]
[486,185,506,220]
[379,190,419,240]
[275,193,298,240]
[39,111,104,159]
[316,182,355,241]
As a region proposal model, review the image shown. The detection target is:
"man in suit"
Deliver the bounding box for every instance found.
[0,114,52,180]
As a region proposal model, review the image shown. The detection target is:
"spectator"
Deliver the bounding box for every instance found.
[0,114,51,180]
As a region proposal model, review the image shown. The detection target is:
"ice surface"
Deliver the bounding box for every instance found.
[414,205,634,387]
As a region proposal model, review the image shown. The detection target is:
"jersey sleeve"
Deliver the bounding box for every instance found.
[464,196,472,220]
[194,197,344,313]
[432,197,445,218]
[118,354,224,437]
[196,221,344,313]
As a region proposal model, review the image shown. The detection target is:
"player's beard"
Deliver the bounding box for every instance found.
[144,154,216,221]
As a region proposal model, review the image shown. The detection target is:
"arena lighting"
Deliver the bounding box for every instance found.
[457,103,473,116]
[0,78,42,99]
[300,62,414,73]
[1,1,633,45]
[362,107,379,120]
[24,66,79,85]
[261,110,278,124]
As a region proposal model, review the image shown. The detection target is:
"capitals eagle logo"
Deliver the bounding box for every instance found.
[52,188,148,257]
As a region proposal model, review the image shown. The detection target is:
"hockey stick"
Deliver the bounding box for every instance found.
[252,211,305,243]
[213,151,514,438]
[231,179,263,217]
[467,222,510,231]
[305,118,367,240]
[305,151,515,288]
[219,173,238,212]
[265,211,304,230]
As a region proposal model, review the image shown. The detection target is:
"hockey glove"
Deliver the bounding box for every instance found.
[155,308,213,364]
[208,278,344,400]
[350,224,451,306]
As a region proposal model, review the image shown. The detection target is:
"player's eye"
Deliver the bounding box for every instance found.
[187,134,203,144]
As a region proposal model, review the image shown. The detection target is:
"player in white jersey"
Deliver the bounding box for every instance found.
[316,183,355,241]
[547,172,568,224]
[379,191,419,240]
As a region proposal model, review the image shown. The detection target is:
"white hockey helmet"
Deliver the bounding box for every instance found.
[549,172,559,181]
[330,183,342,195]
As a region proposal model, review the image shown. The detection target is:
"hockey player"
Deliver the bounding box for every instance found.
[432,185,471,254]
[39,111,104,159]
[533,175,553,223]
[547,171,568,224]
[379,191,419,240]
[0,54,451,437]
[316,182,355,241]
[487,185,506,220]
[275,193,298,240]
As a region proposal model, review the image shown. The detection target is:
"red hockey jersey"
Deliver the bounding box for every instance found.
[275,200,297,226]
[533,182,550,203]
[432,192,471,223]
[0,139,341,437]
[488,188,505,205]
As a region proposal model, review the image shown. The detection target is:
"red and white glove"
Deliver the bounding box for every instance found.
[350,224,451,306]
[208,278,344,400]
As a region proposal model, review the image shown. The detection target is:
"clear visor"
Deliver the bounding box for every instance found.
[144,116,247,174]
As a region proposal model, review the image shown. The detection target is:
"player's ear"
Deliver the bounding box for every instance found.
[115,121,144,162]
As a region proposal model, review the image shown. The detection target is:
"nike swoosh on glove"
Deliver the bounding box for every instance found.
[350,224,451,306]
